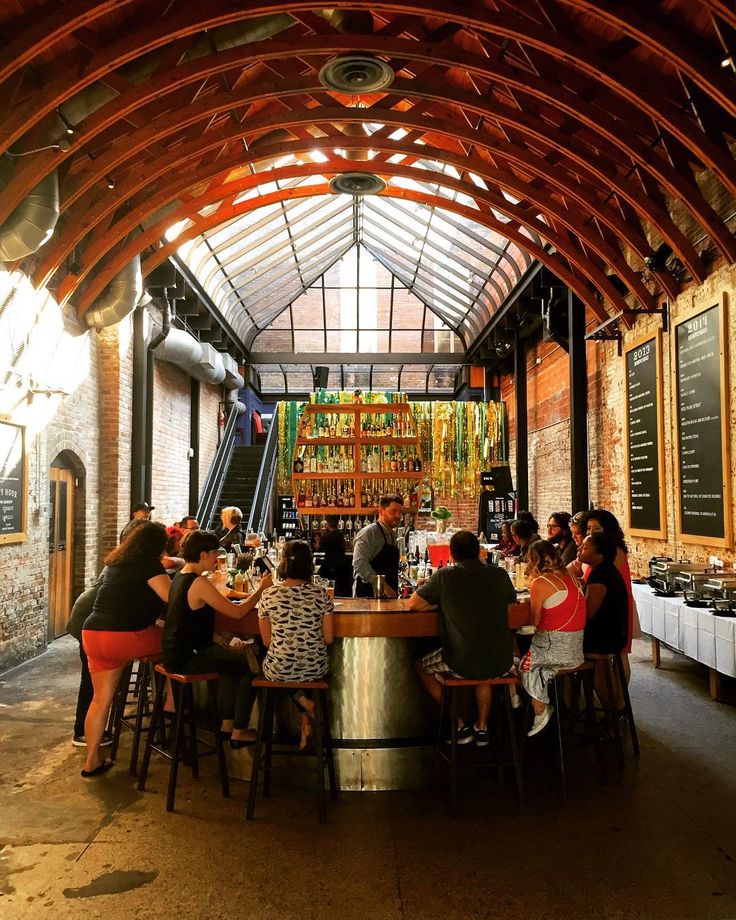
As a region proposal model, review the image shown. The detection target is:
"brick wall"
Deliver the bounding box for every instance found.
[150,359,191,527]
[198,382,221,501]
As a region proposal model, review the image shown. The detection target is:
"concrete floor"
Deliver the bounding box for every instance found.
[1,638,735,919]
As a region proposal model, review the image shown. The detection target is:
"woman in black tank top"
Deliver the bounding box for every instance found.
[162,530,272,747]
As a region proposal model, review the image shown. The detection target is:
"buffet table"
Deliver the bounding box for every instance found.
[219,595,531,790]
[633,583,736,701]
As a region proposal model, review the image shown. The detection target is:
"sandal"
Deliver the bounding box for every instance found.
[299,714,314,751]
[81,760,114,778]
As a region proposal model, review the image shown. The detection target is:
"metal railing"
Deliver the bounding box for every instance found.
[196,402,239,530]
[246,403,280,535]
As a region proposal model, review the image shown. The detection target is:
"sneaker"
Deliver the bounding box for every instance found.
[445,723,475,745]
[473,726,490,747]
[510,693,523,710]
[527,704,554,737]
[72,733,113,748]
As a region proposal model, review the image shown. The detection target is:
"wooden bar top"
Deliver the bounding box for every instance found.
[215,593,531,640]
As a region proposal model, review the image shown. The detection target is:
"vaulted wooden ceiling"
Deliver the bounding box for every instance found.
[1,0,735,348]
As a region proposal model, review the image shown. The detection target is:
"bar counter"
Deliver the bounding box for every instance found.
[218,593,531,791]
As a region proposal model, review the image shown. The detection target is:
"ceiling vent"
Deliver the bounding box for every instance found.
[319,55,394,93]
[329,173,386,196]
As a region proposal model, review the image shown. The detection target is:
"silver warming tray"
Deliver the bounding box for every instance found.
[675,569,736,596]
[706,578,736,602]
[647,560,703,595]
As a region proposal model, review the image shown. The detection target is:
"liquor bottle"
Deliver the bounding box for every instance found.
[345,516,353,537]
[413,456,421,472]
[337,516,344,530]
[293,455,304,474]
[386,415,393,437]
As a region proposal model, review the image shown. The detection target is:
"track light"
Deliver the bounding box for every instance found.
[644,242,673,273]
[106,175,115,189]
[57,111,75,135]
[721,54,735,71]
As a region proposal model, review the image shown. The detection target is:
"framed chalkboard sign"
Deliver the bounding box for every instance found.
[0,418,27,545]
[624,331,666,538]
[673,296,732,547]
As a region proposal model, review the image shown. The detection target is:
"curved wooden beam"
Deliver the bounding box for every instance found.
[35,128,664,310]
[2,18,733,204]
[61,160,632,325]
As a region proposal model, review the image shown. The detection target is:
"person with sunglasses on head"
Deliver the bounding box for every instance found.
[567,511,590,580]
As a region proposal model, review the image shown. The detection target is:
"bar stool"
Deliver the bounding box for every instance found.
[434,673,524,817]
[547,660,607,800]
[585,652,640,767]
[109,655,160,776]
[137,665,229,812]
[246,677,337,824]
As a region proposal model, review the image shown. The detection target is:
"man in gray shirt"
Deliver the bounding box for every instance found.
[352,495,404,597]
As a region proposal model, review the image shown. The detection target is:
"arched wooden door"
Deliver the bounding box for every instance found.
[48,465,75,638]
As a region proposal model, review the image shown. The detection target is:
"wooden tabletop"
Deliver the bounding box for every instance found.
[215,592,531,639]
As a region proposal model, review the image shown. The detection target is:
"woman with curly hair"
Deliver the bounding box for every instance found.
[81,521,171,777]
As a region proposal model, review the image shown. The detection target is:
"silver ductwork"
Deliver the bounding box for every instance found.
[0,170,60,261]
[150,325,228,386]
[222,353,244,389]
[183,15,294,60]
[85,255,143,328]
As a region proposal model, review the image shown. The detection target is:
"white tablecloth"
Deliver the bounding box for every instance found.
[633,584,736,677]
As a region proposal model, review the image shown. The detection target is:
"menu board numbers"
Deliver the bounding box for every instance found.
[624,331,665,537]
[0,419,26,545]
[674,297,732,546]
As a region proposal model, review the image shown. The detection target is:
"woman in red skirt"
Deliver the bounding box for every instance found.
[81,522,170,777]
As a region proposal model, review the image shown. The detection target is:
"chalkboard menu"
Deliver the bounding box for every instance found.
[0,419,26,544]
[624,332,665,537]
[674,298,732,546]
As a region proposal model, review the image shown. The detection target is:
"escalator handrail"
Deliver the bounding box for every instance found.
[246,403,280,534]
[197,402,239,529]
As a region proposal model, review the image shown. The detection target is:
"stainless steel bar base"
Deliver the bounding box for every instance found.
[334,746,435,791]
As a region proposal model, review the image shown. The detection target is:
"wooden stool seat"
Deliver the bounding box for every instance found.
[556,661,595,676]
[252,677,329,690]
[138,669,229,812]
[436,674,519,688]
[433,672,524,816]
[247,677,336,824]
[154,664,219,683]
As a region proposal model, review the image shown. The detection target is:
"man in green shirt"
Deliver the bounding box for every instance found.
[408,530,516,746]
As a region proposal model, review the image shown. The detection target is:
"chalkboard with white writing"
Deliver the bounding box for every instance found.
[674,300,731,544]
[625,332,665,537]
[0,420,25,543]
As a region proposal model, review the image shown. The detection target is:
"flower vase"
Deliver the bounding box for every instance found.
[435,519,446,534]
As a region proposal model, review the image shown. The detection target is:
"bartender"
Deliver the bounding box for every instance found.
[352,494,404,598]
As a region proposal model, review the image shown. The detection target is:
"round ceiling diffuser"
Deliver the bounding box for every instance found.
[329,173,386,196]
[318,55,395,93]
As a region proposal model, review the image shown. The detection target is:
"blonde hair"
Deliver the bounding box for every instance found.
[221,506,243,528]
[524,539,566,580]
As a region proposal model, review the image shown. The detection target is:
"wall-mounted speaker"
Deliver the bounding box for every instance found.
[313,366,329,389]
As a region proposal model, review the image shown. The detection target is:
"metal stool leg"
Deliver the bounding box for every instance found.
[448,687,459,817]
[186,685,200,780]
[602,659,624,769]
[322,691,338,800]
[313,692,327,824]
[263,689,275,798]
[582,668,607,785]
[551,678,567,801]
[433,683,447,787]
[129,661,150,777]
[110,663,133,761]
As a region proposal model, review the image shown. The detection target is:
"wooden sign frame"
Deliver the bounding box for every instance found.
[623,329,666,539]
[672,294,732,548]
[0,416,28,545]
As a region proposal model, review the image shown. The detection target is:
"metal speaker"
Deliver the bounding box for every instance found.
[329,172,386,196]
[318,55,394,93]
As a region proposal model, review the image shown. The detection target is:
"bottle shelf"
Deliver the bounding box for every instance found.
[296,438,355,446]
[293,472,356,480]
[293,471,423,479]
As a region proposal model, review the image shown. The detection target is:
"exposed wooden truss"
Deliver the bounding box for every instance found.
[0,0,734,340]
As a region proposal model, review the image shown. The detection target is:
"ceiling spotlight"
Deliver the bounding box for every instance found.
[329,172,386,195]
[57,110,75,135]
[721,54,735,71]
[106,175,115,189]
[495,340,513,358]
[319,55,395,93]
[643,242,673,273]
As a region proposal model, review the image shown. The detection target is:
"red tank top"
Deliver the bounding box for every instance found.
[535,573,586,632]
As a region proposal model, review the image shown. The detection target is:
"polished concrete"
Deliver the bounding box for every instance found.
[1,636,735,919]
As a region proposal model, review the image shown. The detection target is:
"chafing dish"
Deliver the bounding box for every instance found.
[710,598,736,617]
[706,578,736,602]
[674,569,736,597]
[647,559,704,595]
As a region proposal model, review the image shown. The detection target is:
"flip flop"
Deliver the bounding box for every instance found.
[80,760,114,778]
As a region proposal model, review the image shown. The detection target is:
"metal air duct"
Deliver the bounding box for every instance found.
[85,255,143,329]
[150,325,228,386]
[0,170,60,261]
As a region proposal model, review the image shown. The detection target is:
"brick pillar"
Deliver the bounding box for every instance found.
[96,316,134,560]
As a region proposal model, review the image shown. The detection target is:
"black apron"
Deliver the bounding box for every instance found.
[355,523,400,597]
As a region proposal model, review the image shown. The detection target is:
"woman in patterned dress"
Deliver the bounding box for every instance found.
[258,540,334,748]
